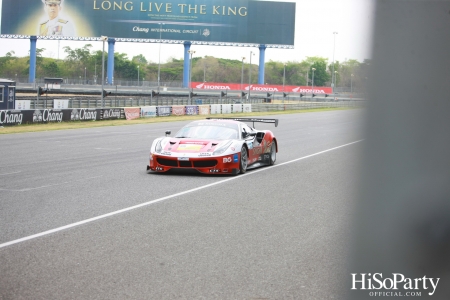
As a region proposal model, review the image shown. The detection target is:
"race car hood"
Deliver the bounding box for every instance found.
[164,138,228,153]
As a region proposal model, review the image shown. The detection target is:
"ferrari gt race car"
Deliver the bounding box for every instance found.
[147,118,279,175]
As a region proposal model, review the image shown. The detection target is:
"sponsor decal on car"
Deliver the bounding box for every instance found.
[223,157,232,163]
[233,154,239,163]
[252,147,263,155]
[199,152,212,156]
[178,157,189,161]
[177,144,203,151]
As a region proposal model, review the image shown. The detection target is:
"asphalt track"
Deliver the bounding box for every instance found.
[0,109,365,299]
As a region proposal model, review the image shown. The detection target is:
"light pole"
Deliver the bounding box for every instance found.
[241,57,245,101]
[248,51,255,101]
[84,67,86,84]
[311,67,316,98]
[188,50,196,105]
[334,71,338,88]
[332,32,338,94]
[101,36,107,107]
[137,65,140,88]
[157,22,165,93]
[351,73,354,95]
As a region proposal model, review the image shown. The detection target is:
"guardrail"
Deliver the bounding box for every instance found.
[17,95,365,110]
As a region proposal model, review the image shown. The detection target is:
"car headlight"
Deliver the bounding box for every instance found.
[213,141,233,156]
[155,140,162,153]
[154,138,169,153]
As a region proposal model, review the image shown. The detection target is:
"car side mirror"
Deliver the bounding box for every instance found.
[243,131,256,139]
[165,130,171,136]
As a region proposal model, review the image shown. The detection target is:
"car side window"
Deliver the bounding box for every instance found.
[241,124,253,139]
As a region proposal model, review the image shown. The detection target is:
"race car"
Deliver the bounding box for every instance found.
[147,118,279,175]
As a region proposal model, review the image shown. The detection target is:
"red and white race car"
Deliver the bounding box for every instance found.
[147,118,279,175]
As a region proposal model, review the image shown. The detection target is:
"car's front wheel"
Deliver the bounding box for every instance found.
[239,147,248,174]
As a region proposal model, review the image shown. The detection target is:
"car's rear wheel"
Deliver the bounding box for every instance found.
[239,147,248,174]
[269,142,276,165]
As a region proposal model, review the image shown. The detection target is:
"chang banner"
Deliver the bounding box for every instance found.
[0,0,295,45]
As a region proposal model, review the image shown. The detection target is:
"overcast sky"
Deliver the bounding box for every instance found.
[0,0,375,64]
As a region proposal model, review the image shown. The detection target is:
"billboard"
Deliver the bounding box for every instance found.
[192,82,333,94]
[0,0,295,45]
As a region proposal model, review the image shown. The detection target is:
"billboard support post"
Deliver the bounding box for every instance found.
[188,50,196,105]
[101,36,108,107]
[29,36,37,84]
[258,44,266,84]
[107,38,115,85]
[183,42,192,89]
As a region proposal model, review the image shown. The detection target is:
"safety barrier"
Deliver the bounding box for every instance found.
[0,101,364,126]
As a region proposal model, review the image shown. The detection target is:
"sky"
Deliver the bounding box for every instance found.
[0,0,375,65]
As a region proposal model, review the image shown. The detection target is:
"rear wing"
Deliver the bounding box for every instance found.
[206,117,279,128]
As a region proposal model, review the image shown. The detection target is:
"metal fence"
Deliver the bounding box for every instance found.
[29,96,365,111]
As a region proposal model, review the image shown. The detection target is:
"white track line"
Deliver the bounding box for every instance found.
[0,140,363,249]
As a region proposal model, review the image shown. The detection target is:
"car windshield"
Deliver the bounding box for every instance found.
[175,123,239,140]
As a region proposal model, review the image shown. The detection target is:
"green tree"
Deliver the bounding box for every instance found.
[114,52,138,80]
[308,58,330,86]
[63,44,93,78]
[160,58,184,83]
[41,60,60,77]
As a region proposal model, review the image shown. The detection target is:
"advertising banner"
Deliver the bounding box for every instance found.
[15,100,31,110]
[124,107,141,120]
[171,105,185,116]
[193,82,333,95]
[232,104,243,113]
[0,110,24,126]
[221,104,232,114]
[186,105,199,115]
[0,0,295,45]
[210,104,221,114]
[157,106,171,116]
[198,105,209,115]
[54,99,69,109]
[0,108,102,126]
[70,108,100,121]
[102,108,125,120]
[141,106,157,117]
